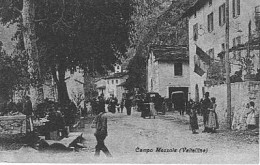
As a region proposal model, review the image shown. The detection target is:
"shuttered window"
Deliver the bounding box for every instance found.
[174,63,183,76]
[208,12,214,32]
[232,0,240,18]
[219,3,226,26]
[193,23,198,41]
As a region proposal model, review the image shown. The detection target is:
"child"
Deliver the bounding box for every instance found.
[190,101,199,134]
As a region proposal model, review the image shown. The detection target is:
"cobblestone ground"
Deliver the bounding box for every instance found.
[0,109,259,164]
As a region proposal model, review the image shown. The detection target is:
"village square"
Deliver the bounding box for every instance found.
[0,0,259,164]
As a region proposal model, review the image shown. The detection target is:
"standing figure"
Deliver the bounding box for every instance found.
[91,108,112,157]
[206,97,219,133]
[246,101,257,130]
[201,92,211,133]
[125,97,132,115]
[120,99,124,113]
[23,96,33,133]
[97,96,106,113]
[108,95,117,113]
[190,101,199,134]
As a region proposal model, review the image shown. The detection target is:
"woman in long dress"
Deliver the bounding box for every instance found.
[189,100,199,134]
[246,101,256,130]
[207,97,219,133]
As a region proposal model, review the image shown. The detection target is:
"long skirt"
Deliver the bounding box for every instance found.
[207,111,219,129]
[190,114,199,130]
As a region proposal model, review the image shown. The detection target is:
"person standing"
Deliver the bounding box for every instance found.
[97,96,106,113]
[246,101,257,130]
[120,99,124,113]
[206,97,219,133]
[23,96,33,133]
[125,97,132,115]
[108,95,117,113]
[189,101,199,134]
[201,92,211,133]
[91,108,112,157]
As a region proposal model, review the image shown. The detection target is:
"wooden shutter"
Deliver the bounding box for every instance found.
[232,0,235,17]
[219,6,221,26]
[237,0,240,16]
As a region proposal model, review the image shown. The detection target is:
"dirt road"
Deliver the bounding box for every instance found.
[0,110,259,163]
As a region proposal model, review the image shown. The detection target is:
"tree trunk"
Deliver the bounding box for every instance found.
[22,0,44,107]
[52,65,70,106]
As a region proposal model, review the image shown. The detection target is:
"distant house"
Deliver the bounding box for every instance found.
[95,64,128,102]
[147,45,190,100]
[183,0,260,101]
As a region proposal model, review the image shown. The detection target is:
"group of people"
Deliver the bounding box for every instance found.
[90,94,133,116]
[189,92,219,134]
[0,96,33,117]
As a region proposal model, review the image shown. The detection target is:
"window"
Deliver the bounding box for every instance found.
[174,63,183,76]
[233,36,242,60]
[193,23,198,41]
[112,80,114,84]
[194,11,197,18]
[107,80,109,84]
[209,0,212,6]
[219,3,226,26]
[232,0,240,18]
[117,66,120,69]
[116,80,118,84]
[208,12,214,32]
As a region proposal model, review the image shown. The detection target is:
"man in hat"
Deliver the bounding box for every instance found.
[201,92,211,133]
[91,107,112,157]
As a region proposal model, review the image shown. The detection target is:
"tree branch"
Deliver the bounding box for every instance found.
[9,6,22,14]
[74,79,85,85]
[34,18,48,22]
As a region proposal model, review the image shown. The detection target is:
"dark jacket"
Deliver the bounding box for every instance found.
[23,100,33,116]
[93,112,108,136]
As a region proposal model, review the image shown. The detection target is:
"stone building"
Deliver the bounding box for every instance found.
[147,45,189,100]
[95,64,128,102]
[183,0,260,101]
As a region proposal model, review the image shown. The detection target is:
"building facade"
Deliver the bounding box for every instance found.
[185,0,260,101]
[95,65,128,102]
[147,45,190,99]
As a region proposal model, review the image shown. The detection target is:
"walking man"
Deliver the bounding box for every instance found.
[201,92,211,133]
[91,107,112,157]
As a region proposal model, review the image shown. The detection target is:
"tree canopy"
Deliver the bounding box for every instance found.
[1,0,135,104]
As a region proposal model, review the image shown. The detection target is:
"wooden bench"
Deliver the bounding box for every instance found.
[40,132,83,148]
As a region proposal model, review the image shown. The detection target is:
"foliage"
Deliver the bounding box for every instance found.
[0,48,30,100]
[207,62,225,85]
[1,0,135,104]
[126,0,194,92]
[238,54,255,75]
[70,90,84,109]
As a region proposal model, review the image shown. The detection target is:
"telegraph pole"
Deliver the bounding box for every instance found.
[225,0,232,129]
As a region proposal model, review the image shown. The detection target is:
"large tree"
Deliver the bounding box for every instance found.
[36,0,134,105]
[0,0,44,106]
[1,0,134,105]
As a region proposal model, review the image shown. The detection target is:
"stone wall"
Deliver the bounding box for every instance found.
[205,81,260,130]
[0,115,26,134]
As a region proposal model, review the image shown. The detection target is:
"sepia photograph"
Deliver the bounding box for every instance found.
[0,0,259,164]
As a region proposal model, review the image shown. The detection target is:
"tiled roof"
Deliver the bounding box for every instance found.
[182,0,209,18]
[150,45,189,62]
[104,72,128,79]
